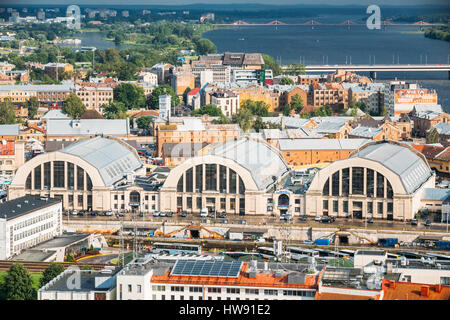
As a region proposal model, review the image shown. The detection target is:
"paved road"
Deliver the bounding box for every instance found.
[64,213,450,232]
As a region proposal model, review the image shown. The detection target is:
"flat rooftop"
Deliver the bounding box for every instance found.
[11,249,57,262]
[0,195,61,220]
[34,232,90,249]
[42,269,118,292]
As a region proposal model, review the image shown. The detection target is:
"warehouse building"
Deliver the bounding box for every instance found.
[305,140,435,221]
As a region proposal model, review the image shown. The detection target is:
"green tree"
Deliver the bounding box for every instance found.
[26,96,39,119]
[114,83,146,109]
[195,38,217,55]
[231,108,252,132]
[183,87,191,105]
[282,105,291,116]
[191,104,224,117]
[136,116,153,130]
[240,100,270,117]
[0,99,16,124]
[285,63,306,76]
[3,263,36,300]
[280,77,295,85]
[262,54,282,76]
[102,101,128,119]
[149,85,180,109]
[290,94,304,113]
[381,105,389,117]
[39,263,64,288]
[62,93,86,119]
[116,63,138,81]
[427,127,440,144]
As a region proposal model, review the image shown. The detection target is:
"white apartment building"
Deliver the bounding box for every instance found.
[116,256,318,301]
[210,89,240,116]
[0,195,62,260]
[159,94,171,120]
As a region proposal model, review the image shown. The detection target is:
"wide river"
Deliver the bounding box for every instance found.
[203,15,450,110]
[74,14,450,110]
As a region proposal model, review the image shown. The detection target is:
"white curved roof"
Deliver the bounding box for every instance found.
[350,141,432,194]
[61,136,142,186]
[208,137,290,190]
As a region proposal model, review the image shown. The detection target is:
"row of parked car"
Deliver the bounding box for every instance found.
[64,210,113,217]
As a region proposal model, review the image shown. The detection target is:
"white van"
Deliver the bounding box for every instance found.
[200,208,208,217]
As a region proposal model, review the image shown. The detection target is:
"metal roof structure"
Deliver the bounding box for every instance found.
[350,141,433,194]
[421,188,450,201]
[0,124,20,136]
[209,137,290,191]
[278,138,369,151]
[0,195,61,220]
[349,126,382,138]
[46,119,129,137]
[261,116,309,129]
[431,122,450,136]
[41,109,70,120]
[171,259,243,278]
[61,136,142,187]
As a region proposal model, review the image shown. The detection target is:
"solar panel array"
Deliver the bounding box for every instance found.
[171,260,243,278]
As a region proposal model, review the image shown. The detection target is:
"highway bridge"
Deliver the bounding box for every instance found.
[282,64,450,79]
[214,20,446,27]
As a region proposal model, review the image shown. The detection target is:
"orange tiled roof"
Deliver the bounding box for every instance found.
[315,292,379,300]
[411,144,445,159]
[382,280,450,300]
[435,147,450,162]
[151,263,318,289]
[132,110,159,118]
[0,141,14,155]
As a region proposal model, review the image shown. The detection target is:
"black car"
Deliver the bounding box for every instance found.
[181,211,187,217]
[425,219,431,227]
[219,211,227,218]
[166,212,173,217]
[78,210,85,216]
[90,211,98,216]
[410,219,418,226]
[367,217,374,224]
[321,216,333,223]
[299,215,307,221]
[139,212,144,217]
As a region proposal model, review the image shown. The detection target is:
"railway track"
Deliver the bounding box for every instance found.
[0,260,109,273]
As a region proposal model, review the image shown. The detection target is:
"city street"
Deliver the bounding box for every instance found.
[64,212,450,232]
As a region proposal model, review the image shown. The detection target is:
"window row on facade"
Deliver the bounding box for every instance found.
[25,161,93,192]
[177,164,245,195]
[322,167,393,199]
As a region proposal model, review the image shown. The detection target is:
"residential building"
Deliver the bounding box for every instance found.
[137,72,158,85]
[156,118,240,156]
[45,119,131,141]
[410,104,449,137]
[0,70,29,84]
[159,95,171,121]
[117,256,318,300]
[277,139,369,167]
[161,142,208,167]
[44,63,74,80]
[0,140,25,177]
[75,86,113,111]
[38,268,118,300]
[384,81,438,116]
[0,195,62,260]
[429,122,450,147]
[150,63,174,85]
[210,89,240,116]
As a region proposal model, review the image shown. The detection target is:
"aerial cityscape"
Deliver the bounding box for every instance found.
[0,0,449,306]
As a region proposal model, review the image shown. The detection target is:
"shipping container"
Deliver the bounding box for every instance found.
[315,238,330,246]
[377,238,398,247]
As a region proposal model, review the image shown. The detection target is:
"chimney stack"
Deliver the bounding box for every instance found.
[421,286,430,297]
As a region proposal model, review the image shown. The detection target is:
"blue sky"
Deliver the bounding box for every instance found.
[3,0,449,5]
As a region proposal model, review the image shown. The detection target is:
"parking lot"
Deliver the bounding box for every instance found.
[63,209,450,231]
